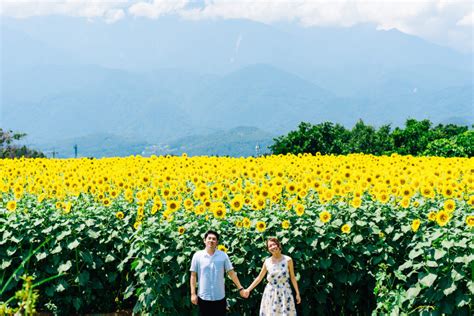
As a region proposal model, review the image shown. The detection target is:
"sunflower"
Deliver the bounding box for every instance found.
[400,198,410,209]
[436,210,450,227]
[256,221,267,233]
[294,203,305,217]
[116,211,124,219]
[213,206,226,219]
[442,186,454,197]
[133,222,141,230]
[184,198,194,209]
[468,195,474,206]
[103,198,111,207]
[443,199,455,213]
[466,215,474,227]
[341,224,351,234]
[351,197,362,208]
[319,210,331,223]
[281,220,290,229]
[178,226,186,235]
[411,219,421,232]
[427,211,436,221]
[378,193,390,204]
[230,195,243,211]
[6,200,16,212]
[167,200,180,212]
[193,205,205,215]
[217,245,228,253]
[242,217,251,229]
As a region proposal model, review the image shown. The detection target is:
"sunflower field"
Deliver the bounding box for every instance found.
[0,154,473,315]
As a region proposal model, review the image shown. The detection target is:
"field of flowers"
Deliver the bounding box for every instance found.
[1,154,473,315]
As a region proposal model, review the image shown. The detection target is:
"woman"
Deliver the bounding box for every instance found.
[244,237,301,315]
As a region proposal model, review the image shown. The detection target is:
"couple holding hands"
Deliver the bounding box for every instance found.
[190,230,301,316]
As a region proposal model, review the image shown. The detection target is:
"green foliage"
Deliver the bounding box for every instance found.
[0,128,45,158]
[1,191,472,314]
[0,197,135,314]
[270,119,472,157]
[424,139,467,157]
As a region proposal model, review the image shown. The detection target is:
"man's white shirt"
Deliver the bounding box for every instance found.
[190,249,233,301]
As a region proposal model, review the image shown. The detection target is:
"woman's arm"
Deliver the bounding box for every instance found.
[244,262,267,295]
[288,258,301,304]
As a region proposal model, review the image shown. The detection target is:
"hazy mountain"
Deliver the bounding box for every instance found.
[143,126,274,157]
[1,16,472,156]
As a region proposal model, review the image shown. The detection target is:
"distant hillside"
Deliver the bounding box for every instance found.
[36,133,149,158]
[143,126,274,157]
[2,16,472,148]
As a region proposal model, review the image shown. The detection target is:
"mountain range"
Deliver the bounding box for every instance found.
[1,16,472,157]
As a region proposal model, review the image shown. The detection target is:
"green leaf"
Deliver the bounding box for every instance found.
[88,230,100,239]
[443,283,457,296]
[406,285,421,300]
[58,260,72,273]
[409,248,423,259]
[426,261,438,268]
[320,258,331,270]
[163,255,173,263]
[392,233,402,242]
[78,270,90,286]
[353,235,363,244]
[398,261,412,271]
[441,240,454,248]
[35,252,47,261]
[105,254,115,263]
[67,240,80,250]
[57,230,72,241]
[56,283,66,292]
[177,256,186,265]
[51,244,62,254]
[1,260,11,269]
[434,249,446,260]
[419,273,437,287]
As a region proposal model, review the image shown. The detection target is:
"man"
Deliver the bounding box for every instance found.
[190,230,247,315]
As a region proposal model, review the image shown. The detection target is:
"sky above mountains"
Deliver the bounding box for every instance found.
[1,0,473,52]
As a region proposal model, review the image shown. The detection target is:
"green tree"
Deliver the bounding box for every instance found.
[270,122,350,155]
[392,119,433,155]
[423,138,467,157]
[0,128,44,158]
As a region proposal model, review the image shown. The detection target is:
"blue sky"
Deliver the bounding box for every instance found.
[1,0,473,52]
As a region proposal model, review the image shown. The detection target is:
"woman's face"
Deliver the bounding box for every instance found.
[267,241,280,254]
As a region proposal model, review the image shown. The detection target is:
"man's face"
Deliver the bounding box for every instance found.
[204,234,218,249]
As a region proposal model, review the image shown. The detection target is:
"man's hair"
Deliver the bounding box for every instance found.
[204,230,220,241]
[266,237,282,251]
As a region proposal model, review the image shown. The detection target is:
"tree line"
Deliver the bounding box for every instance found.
[0,128,44,158]
[270,119,473,157]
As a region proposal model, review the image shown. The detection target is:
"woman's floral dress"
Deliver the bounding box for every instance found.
[260,255,296,316]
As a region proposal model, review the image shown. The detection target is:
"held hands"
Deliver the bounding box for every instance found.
[191,294,198,305]
[240,288,250,299]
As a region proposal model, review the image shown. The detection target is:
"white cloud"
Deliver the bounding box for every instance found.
[0,0,128,21]
[128,0,188,19]
[104,7,124,23]
[0,0,472,51]
[457,11,473,26]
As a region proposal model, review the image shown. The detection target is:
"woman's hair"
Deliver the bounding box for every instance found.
[266,237,282,251]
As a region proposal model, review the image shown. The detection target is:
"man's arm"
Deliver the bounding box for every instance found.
[190,271,198,305]
[227,270,246,297]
